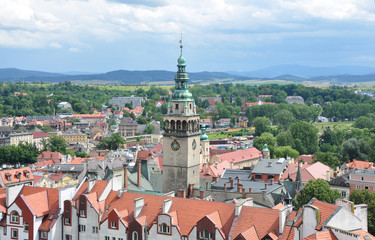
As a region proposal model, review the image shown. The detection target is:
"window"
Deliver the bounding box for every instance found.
[64,217,71,225]
[357,185,361,190]
[24,222,29,231]
[132,231,138,240]
[341,191,347,198]
[362,177,364,181]
[365,186,369,190]
[10,211,19,223]
[40,231,47,239]
[199,230,212,240]
[105,237,110,240]
[110,221,117,228]
[112,238,116,240]
[159,223,170,234]
[11,229,18,239]
[92,226,98,234]
[80,210,86,217]
[175,104,179,109]
[181,236,188,240]
[79,225,86,232]
[119,238,124,240]
[65,235,72,240]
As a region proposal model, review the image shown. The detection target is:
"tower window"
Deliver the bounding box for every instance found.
[176,104,179,109]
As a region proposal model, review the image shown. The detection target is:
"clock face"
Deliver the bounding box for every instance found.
[171,140,180,151]
[192,139,197,150]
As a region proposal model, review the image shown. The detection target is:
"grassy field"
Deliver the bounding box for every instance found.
[314,121,353,130]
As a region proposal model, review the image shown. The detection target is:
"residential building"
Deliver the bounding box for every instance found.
[295,154,314,164]
[241,100,276,112]
[199,97,222,105]
[37,151,64,164]
[238,116,248,128]
[251,158,289,182]
[340,159,375,174]
[282,161,332,184]
[155,101,164,107]
[57,101,72,109]
[60,132,88,144]
[329,170,352,199]
[0,167,33,188]
[118,117,138,137]
[33,172,78,188]
[33,132,49,150]
[109,96,144,108]
[9,132,33,146]
[210,147,263,169]
[285,96,304,105]
[280,198,370,239]
[349,169,375,192]
[200,118,213,128]
[216,118,231,128]
[162,45,201,193]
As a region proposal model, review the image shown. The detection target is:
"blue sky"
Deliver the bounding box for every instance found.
[1,0,375,73]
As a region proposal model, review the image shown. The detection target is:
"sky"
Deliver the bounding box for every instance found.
[1,0,375,73]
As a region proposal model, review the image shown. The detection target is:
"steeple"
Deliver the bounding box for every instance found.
[172,35,192,101]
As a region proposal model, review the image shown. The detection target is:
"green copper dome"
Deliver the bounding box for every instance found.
[178,53,186,65]
[200,125,208,141]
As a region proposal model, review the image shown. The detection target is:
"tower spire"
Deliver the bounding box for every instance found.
[179,33,183,53]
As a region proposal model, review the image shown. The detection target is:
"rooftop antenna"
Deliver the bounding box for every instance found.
[179,33,183,53]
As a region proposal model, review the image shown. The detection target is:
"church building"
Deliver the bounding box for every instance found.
[162,42,201,193]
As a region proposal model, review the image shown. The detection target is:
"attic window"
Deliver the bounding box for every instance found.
[199,230,212,240]
[159,223,170,234]
[10,211,19,223]
[5,173,11,181]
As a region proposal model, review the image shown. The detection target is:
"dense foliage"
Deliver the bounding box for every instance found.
[349,190,375,235]
[293,179,341,210]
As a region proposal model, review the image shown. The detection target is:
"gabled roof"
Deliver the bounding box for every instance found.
[200,161,231,178]
[232,206,279,239]
[282,162,331,182]
[347,159,374,170]
[0,167,34,186]
[304,230,338,240]
[235,225,260,240]
[216,148,262,164]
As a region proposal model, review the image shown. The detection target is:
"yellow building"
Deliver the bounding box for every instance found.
[9,132,33,146]
[60,132,88,144]
[34,172,78,188]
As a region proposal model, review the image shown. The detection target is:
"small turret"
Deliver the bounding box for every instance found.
[262,144,270,159]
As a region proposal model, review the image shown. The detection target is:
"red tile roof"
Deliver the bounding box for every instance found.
[304,230,338,240]
[232,206,279,240]
[0,167,34,186]
[34,160,54,168]
[237,226,260,240]
[37,151,64,164]
[72,114,106,119]
[33,132,49,138]
[296,154,314,164]
[151,144,163,154]
[347,159,374,170]
[69,157,90,164]
[200,161,231,179]
[216,148,262,164]
[310,199,339,230]
[137,150,153,161]
[282,162,331,182]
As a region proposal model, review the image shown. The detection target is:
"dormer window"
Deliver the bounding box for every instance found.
[159,223,170,234]
[5,173,11,181]
[199,230,212,240]
[10,211,19,223]
[110,221,117,229]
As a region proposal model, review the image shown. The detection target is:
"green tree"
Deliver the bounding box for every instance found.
[274,146,299,159]
[253,132,276,155]
[277,131,293,147]
[353,116,375,129]
[349,190,375,235]
[313,152,340,169]
[290,121,319,154]
[144,124,155,134]
[274,109,295,130]
[253,116,271,136]
[43,135,67,154]
[293,179,341,210]
[97,133,125,150]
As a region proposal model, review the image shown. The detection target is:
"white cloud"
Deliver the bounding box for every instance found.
[69,47,81,52]
[0,0,374,49]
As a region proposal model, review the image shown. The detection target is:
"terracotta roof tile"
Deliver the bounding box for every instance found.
[304,230,338,240]
[200,161,231,178]
[216,148,262,164]
[232,206,279,239]
[0,167,34,186]
[237,226,260,240]
[296,155,314,165]
[347,159,374,170]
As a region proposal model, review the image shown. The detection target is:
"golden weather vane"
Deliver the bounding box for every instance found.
[179,33,183,52]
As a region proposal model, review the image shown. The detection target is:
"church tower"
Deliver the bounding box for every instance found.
[162,40,200,193]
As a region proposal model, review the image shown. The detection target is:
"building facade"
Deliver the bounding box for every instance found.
[162,44,201,193]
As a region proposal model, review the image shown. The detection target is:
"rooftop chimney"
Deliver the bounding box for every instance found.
[162,199,172,213]
[224,183,227,191]
[271,179,274,185]
[249,188,253,193]
[230,178,234,188]
[200,190,205,199]
[242,188,246,199]
[134,197,144,218]
[137,160,141,187]
[237,178,241,184]
[265,183,268,189]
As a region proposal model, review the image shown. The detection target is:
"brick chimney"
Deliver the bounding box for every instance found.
[249,188,253,193]
[188,184,194,197]
[123,164,128,189]
[265,183,268,189]
[200,190,205,199]
[224,183,227,191]
[137,160,141,187]
[230,178,234,188]
[242,188,246,198]
[271,179,274,185]
[176,189,186,198]
[237,178,241,184]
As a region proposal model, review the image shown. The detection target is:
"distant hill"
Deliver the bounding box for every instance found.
[0,68,65,80]
[1,67,375,85]
[0,68,250,84]
[229,64,375,78]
